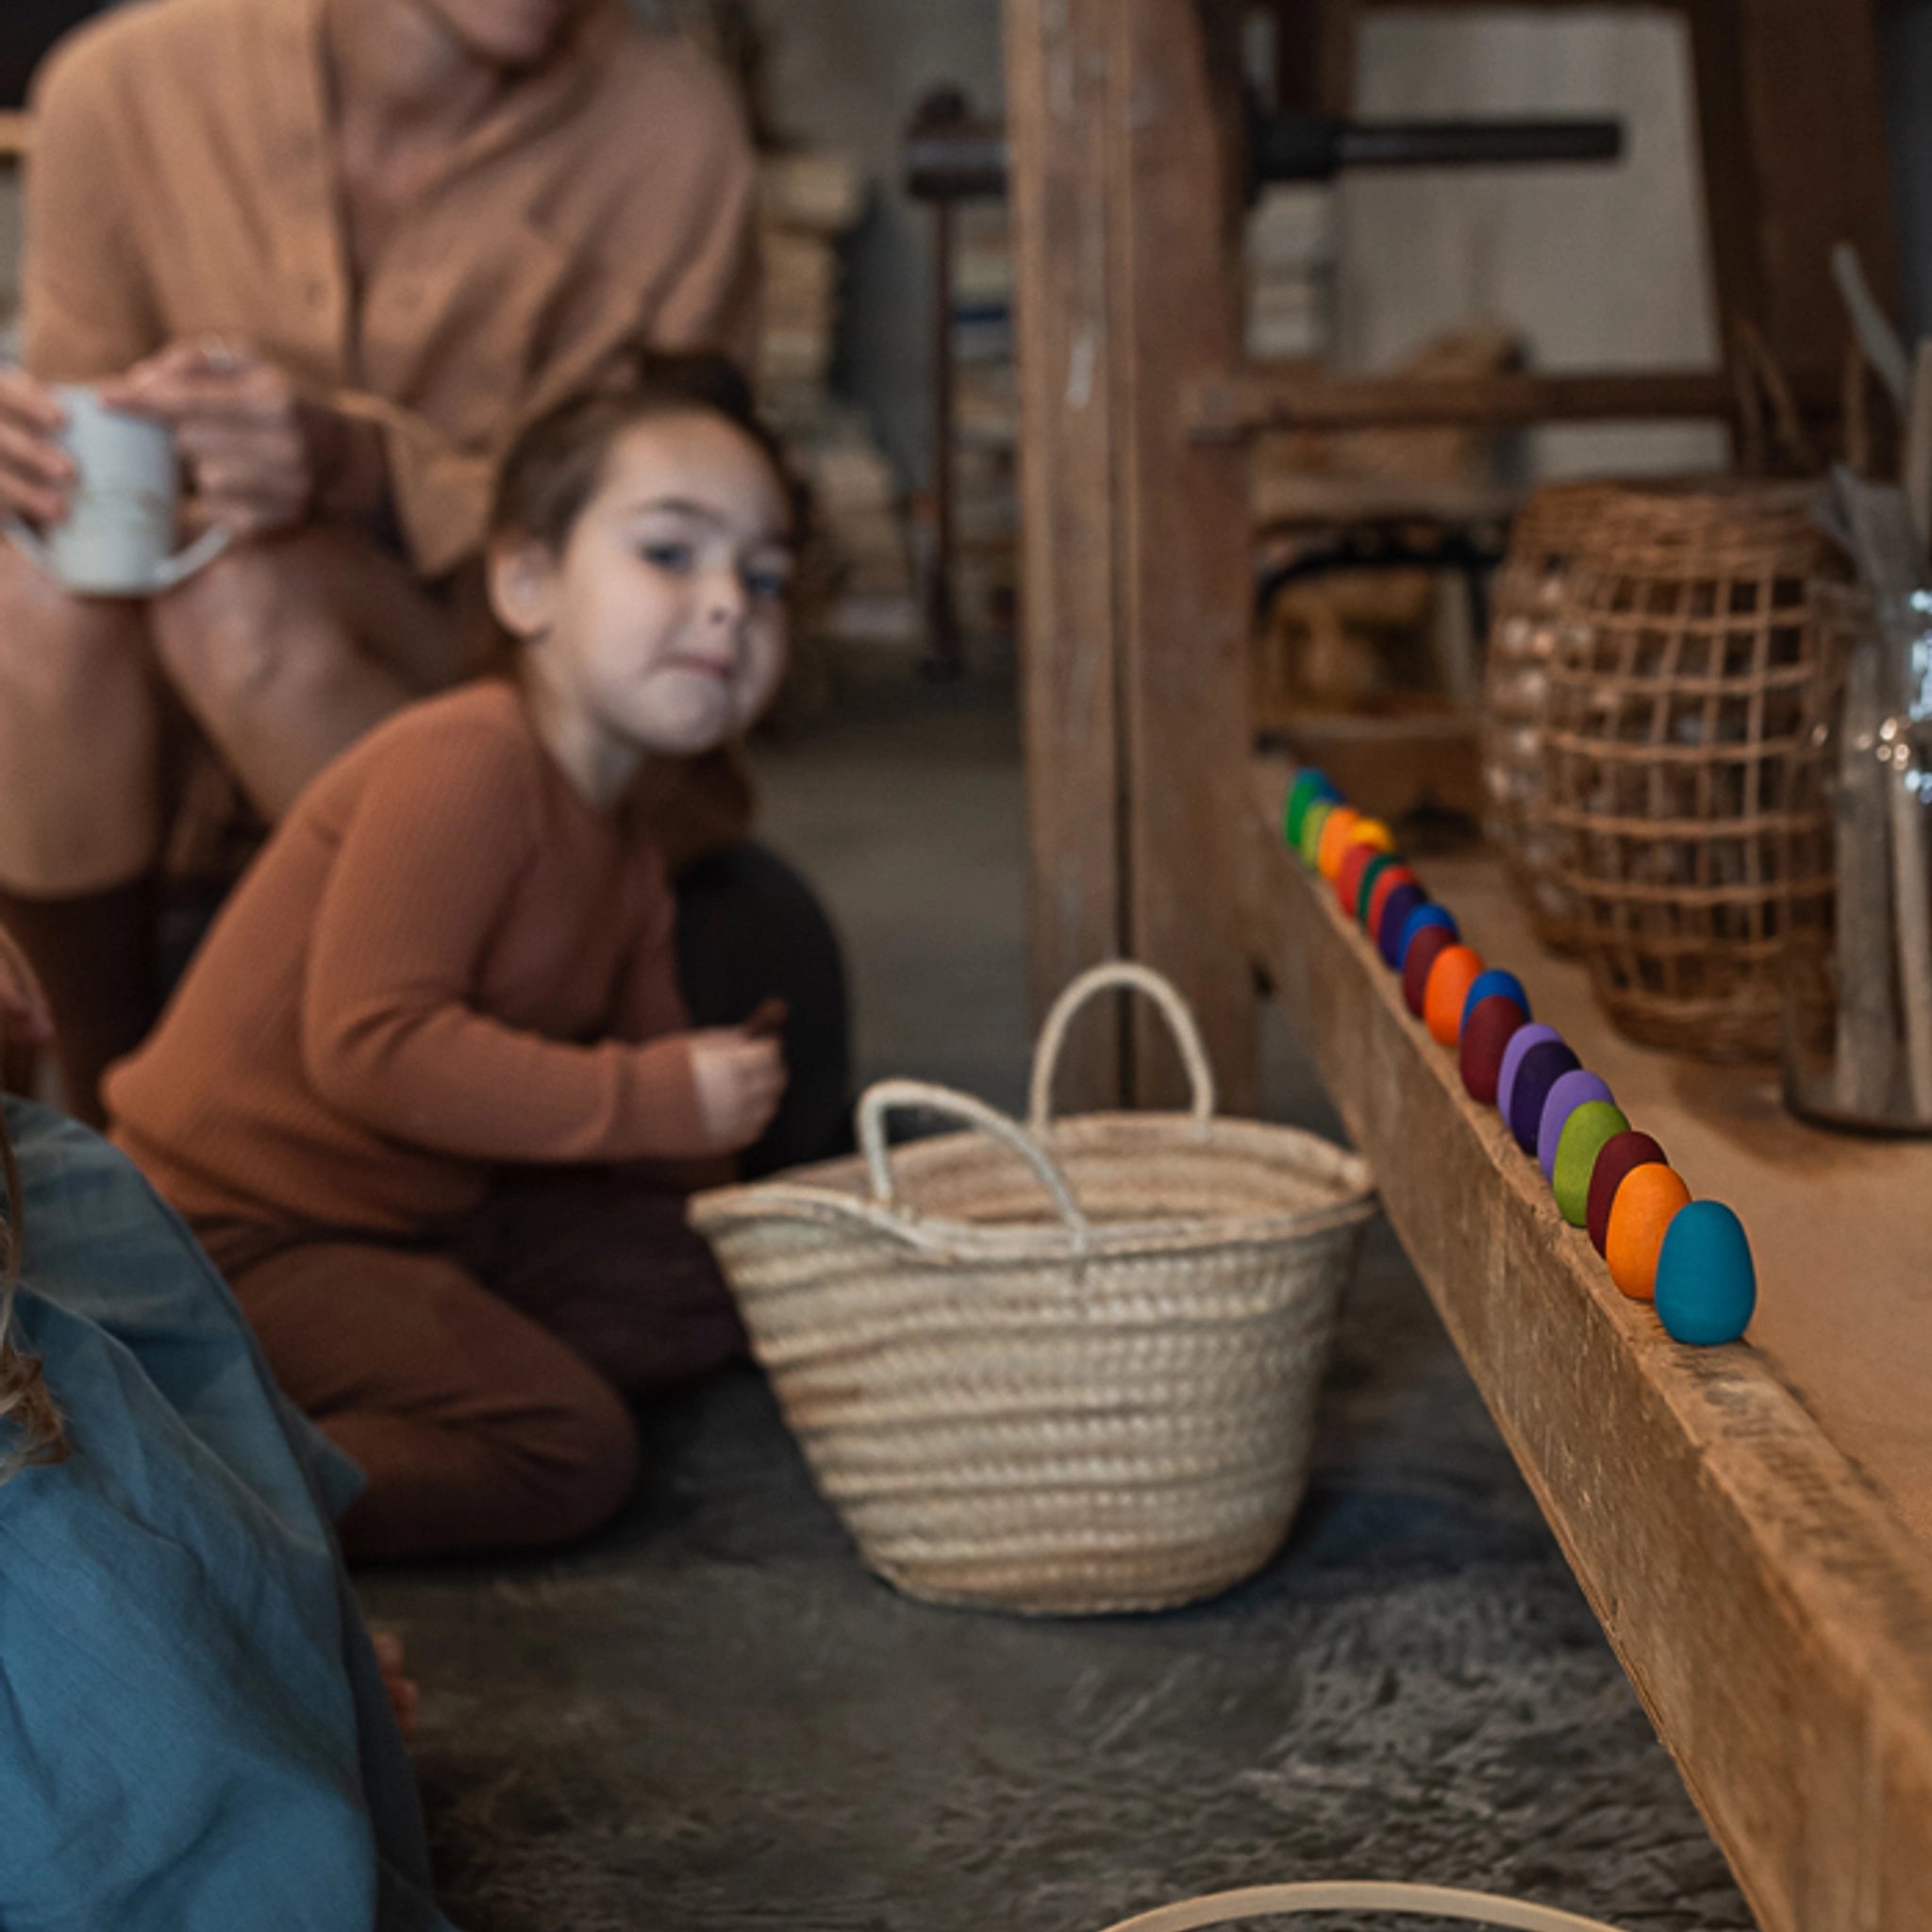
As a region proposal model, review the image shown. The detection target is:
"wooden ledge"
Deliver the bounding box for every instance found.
[1249,757,1932,1932]
[1191,365,1838,441]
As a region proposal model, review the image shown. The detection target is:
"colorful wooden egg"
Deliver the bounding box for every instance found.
[1315,807,1363,879]
[1537,1070,1615,1179]
[1424,944,1485,1046]
[1401,922,1455,1012]
[1336,841,1381,918]
[1655,1201,1756,1345]
[1396,902,1456,962]
[1606,1164,1693,1301]
[1460,969,1530,1030]
[1358,856,1410,930]
[1459,993,1527,1104]
[1285,769,1339,847]
[1348,817,1396,857]
[1507,1038,1580,1153]
[1495,1023,1561,1126]
[1586,1130,1668,1257]
[1375,883,1428,969]
[1298,800,1334,870]
[1552,1101,1630,1225]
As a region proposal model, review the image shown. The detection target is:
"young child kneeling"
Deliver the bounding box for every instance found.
[107,355,795,1562]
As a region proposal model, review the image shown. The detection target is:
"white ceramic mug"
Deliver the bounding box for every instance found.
[4,384,228,596]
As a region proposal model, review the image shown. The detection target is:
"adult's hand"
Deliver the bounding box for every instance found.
[0,367,75,526]
[101,339,328,541]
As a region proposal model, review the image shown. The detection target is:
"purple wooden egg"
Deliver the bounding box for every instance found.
[1537,1068,1615,1180]
[1507,1038,1579,1153]
[1496,1023,1562,1127]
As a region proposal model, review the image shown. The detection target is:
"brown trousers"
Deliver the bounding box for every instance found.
[199,1170,745,1562]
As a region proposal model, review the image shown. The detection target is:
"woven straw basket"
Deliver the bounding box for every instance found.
[691,963,1376,1616]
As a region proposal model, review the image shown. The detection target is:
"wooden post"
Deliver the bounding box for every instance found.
[1005,0,1258,1112]
[1005,0,1127,1111]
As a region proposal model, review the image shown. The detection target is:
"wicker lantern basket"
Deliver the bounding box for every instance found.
[1538,481,1843,1060]
[1481,480,1624,953]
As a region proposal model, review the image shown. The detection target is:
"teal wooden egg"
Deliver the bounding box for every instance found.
[1655,1201,1757,1345]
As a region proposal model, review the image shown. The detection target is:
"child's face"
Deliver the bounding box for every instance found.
[491,412,793,771]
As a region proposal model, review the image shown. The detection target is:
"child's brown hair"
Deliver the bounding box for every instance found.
[0,1107,66,1483]
[489,347,796,558]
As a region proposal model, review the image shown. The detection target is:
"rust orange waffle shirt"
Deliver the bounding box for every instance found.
[23,0,758,576]
[107,682,705,1235]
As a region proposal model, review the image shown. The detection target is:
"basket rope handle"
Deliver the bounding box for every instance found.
[1028,960,1217,1129]
[1092,1880,1630,1932]
[858,1078,1089,1239]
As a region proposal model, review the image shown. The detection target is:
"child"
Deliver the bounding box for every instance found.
[105,354,796,1562]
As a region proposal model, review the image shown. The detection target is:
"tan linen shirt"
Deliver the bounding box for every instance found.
[23,0,759,576]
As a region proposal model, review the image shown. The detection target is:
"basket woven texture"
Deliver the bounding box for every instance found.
[1481,480,1623,954]
[691,964,1376,1616]
[1539,482,1842,1060]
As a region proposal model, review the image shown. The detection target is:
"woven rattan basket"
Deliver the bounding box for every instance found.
[691,963,1376,1616]
[1539,482,1842,1059]
[1481,480,1624,954]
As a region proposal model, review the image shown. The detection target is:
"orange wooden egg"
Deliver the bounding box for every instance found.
[1605,1164,1693,1302]
[1422,944,1484,1046]
[1314,807,1362,879]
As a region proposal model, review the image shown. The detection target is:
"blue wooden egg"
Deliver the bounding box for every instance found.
[1655,1202,1757,1345]
[1461,968,1530,1033]
[1397,902,1457,963]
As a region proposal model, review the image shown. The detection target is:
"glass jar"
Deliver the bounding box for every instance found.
[1782,580,1932,1132]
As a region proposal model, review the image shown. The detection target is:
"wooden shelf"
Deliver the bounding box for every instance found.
[1249,756,1932,1932]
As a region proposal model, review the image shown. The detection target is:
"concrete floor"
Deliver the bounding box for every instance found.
[358,659,1751,1931]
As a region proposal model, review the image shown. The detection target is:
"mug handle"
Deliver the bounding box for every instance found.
[149,521,231,591]
[1,515,229,594]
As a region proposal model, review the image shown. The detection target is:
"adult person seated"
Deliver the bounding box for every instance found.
[0,925,455,1931]
[0,0,848,1167]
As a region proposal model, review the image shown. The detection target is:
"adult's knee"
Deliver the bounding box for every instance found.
[149,542,293,712]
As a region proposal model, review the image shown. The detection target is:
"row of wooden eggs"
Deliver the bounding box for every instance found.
[1284,768,1756,1348]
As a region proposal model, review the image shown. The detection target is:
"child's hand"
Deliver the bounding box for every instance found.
[368,1627,419,1743]
[689,1025,788,1152]
[0,924,53,1048]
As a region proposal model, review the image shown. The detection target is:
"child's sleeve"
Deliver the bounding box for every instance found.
[299,722,708,1163]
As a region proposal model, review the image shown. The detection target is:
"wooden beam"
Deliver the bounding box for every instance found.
[1108,0,1258,1110]
[1005,0,1257,1111]
[1004,0,1126,1109]
[1249,762,1932,1932]
[1188,364,1829,438]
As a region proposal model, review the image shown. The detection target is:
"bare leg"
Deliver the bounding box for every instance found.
[0,544,168,1120]
[0,541,162,891]
[150,525,461,821]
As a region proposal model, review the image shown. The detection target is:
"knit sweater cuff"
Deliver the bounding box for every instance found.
[619,1036,709,1159]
